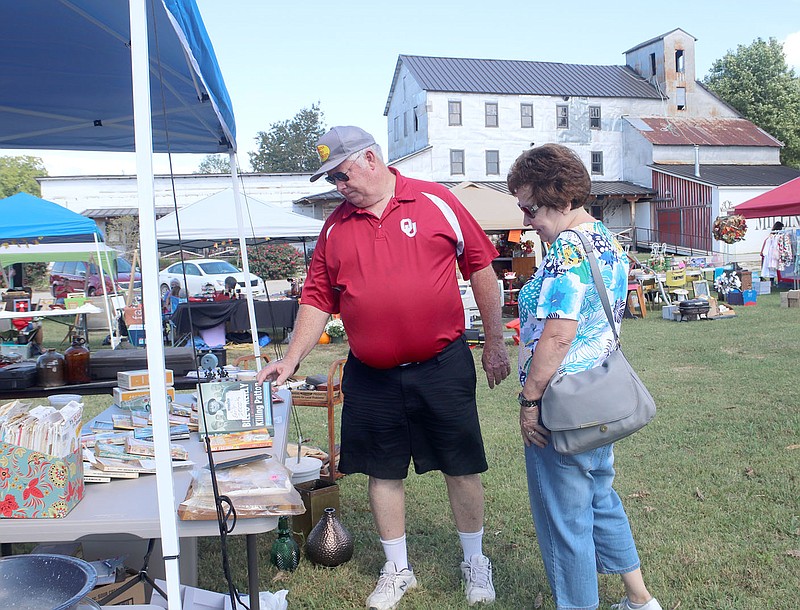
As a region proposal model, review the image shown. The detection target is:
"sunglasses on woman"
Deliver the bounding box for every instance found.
[518,202,541,219]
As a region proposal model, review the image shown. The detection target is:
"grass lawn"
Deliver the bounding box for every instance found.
[36,290,800,608]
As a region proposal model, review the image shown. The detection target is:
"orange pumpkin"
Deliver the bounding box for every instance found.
[318,332,331,344]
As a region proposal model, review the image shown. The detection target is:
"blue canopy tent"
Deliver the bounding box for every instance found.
[0,3,250,608]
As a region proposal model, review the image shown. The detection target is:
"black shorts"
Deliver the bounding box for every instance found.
[338,336,487,479]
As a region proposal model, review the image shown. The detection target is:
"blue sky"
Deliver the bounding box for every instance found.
[13,0,800,176]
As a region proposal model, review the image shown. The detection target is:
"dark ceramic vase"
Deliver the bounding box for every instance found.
[305,507,353,567]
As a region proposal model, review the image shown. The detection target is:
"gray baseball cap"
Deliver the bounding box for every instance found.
[310,126,376,182]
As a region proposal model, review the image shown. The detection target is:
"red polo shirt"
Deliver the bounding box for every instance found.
[301,169,498,368]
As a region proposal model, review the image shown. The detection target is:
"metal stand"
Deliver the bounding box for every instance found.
[95,538,167,605]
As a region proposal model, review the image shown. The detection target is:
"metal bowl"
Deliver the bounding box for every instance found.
[0,554,97,610]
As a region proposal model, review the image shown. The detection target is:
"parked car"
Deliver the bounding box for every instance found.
[158,259,266,298]
[49,257,141,297]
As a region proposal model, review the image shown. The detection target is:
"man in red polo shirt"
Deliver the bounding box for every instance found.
[257,126,509,609]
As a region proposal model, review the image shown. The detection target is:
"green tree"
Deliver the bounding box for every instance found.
[194,154,231,174]
[106,215,140,259]
[247,243,302,280]
[704,37,800,168]
[0,155,48,197]
[249,103,326,173]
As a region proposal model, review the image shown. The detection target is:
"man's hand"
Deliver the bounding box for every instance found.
[256,358,299,386]
[481,337,510,389]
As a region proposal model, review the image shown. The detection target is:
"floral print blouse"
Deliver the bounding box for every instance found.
[517,221,629,387]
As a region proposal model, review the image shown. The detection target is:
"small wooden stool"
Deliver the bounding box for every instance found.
[626,282,646,318]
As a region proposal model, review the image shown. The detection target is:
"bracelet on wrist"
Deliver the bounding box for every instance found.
[518,392,541,409]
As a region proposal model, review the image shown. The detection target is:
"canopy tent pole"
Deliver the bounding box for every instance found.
[229,151,263,368]
[92,234,119,348]
[129,1,182,608]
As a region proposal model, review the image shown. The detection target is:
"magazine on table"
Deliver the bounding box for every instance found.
[196,380,273,451]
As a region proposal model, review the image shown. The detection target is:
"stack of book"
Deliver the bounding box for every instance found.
[112,369,176,410]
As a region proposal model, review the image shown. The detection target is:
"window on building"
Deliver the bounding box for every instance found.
[393,116,399,141]
[675,49,685,73]
[521,103,533,128]
[485,102,498,128]
[486,150,500,175]
[450,149,465,175]
[449,101,462,126]
[676,87,686,110]
[589,106,601,129]
[650,53,657,77]
[413,106,419,132]
[557,105,569,129]
[590,204,604,221]
[404,111,409,137]
[591,151,603,175]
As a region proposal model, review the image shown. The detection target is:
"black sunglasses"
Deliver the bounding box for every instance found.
[324,153,362,185]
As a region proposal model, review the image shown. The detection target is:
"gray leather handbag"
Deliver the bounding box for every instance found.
[540,230,656,455]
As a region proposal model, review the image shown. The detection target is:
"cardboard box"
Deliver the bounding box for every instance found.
[0,441,84,518]
[292,479,340,542]
[86,573,147,606]
[113,386,176,410]
[787,290,800,308]
[661,305,678,320]
[151,580,227,610]
[739,272,752,291]
[117,369,174,390]
[758,281,771,295]
[707,296,719,318]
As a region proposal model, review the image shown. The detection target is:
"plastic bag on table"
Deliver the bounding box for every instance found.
[178,458,305,520]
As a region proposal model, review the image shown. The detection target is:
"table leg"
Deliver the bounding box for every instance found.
[246,533,260,610]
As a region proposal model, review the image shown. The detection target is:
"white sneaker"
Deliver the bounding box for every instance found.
[460,553,495,606]
[366,561,417,610]
[611,597,663,610]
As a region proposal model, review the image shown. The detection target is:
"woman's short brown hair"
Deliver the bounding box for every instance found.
[507,144,591,211]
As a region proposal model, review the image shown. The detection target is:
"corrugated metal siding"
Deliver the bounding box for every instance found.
[399,55,661,99]
[637,118,781,147]
[652,171,712,250]
[651,164,800,186]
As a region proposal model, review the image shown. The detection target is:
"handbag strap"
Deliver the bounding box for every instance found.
[566,229,620,346]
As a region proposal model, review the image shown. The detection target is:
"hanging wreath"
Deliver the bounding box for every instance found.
[712,215,747,244]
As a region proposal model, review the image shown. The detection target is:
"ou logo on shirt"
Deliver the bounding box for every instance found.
[400,218,417,238]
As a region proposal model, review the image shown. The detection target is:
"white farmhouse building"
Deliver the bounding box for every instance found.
[380,28,799,255]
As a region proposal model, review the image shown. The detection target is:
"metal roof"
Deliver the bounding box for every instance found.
[82,207,175,218]
[295,180,654,205]
[631,117,782,147]
[650,164,800,187]
[386,55,661,114]
[622,28,697,55]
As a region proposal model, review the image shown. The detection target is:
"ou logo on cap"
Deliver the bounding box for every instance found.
[400,218,417,238]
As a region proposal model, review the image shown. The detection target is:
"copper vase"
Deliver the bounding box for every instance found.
[305,507,353,567]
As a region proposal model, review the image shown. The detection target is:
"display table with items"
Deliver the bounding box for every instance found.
[170,299,299,336]
[0,390,291,609]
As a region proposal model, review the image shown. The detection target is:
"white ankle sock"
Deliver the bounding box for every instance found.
[457,527,484,562]
[380,534,409,571]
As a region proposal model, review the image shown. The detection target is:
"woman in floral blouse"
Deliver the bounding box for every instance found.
[508,144,662,610]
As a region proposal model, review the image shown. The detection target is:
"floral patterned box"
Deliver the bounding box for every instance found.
[0,441,84,518]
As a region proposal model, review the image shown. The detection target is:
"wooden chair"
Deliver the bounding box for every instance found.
[626,280,647,318]
[232,353,271,370]
[290,358,346,482]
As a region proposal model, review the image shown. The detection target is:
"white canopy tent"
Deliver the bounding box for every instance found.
[156,188,324,250]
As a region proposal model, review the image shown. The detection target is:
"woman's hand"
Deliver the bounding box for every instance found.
[520,405,550,448]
